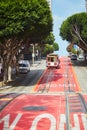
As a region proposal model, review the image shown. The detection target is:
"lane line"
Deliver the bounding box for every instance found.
[71,65,82,92]
[31,69,47,92]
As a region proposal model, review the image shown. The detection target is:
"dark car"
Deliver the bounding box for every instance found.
[71,54,77,60]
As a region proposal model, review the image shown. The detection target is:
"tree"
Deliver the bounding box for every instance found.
[44,32,55,45]
[60,12,87,52]
[40,32,59,57]
[42,43,59,57]
[0,0,53,82]
[42,44,54,57]
[53,42,59,51]
[66,43,73,52]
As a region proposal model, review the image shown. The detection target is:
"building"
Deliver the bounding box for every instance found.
[47,0,52,10]
[85,0,87,12]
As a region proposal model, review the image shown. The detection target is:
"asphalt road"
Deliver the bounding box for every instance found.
[71,60,87,93]
[0,58,87,94]
[0,60,46,93]
[0,57,87,130]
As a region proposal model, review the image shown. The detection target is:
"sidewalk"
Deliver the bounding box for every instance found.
[0,60,43,90]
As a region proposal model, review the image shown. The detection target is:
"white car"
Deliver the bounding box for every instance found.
[18,60,30,73]
[78,55,84,61]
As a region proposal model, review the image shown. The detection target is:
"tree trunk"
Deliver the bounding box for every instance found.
[3,67,8,83]
[8,65,12,81]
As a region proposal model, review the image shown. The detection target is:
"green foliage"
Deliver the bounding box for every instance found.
[42,44,54,56]
[68,13,87,42]
[71,48,77,54]
[0,0,28,37]
[0,0,53,41]
[53,42,59,51]
[60,20,72,42]
[60,12,87,51]
[44,32,55,45]
[0,0,53,82]
[41,32,59,56]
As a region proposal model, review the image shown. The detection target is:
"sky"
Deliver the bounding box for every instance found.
[52,0,86,56]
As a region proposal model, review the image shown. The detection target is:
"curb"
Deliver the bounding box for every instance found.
[0,60,44,90]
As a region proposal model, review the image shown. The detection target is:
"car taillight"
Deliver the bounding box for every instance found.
[48,63,50,65]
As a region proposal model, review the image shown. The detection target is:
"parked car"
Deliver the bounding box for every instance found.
[18,60,30,73]
[78,55,84,61]
[71,54,77,60]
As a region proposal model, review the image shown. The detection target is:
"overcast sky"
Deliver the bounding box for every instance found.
[52,0,86,56]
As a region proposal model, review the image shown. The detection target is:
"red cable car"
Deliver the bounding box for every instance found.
[46,53,60,69]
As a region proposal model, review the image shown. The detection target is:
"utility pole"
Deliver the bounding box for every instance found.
[85,0,87,12]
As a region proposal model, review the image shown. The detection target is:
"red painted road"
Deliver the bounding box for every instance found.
[33,57,81,92]
[0,94,87,130]
[0,94,66,130]
[0,56,87,130]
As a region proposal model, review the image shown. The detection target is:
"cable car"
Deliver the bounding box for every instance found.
[46,53,60,69]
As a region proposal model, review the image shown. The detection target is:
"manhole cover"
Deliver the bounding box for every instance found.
[23,106,47,111]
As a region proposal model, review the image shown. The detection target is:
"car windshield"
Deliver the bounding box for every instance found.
[19,64,27,67]
[72,55,77,57]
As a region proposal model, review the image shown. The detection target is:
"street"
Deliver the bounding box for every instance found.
[72,60,87,93]
[0,1,87,130]
[0,56,87,130]
[0,60,46,93]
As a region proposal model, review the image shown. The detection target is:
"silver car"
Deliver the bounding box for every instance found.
[18,60,30,73]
